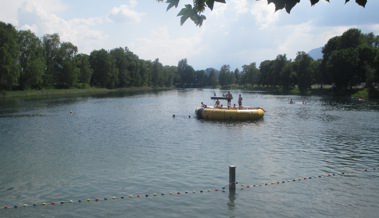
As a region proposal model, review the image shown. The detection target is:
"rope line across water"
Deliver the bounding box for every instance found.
[238,167,378,190]
[1,167,377,210]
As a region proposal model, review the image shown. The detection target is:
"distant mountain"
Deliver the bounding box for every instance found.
[307,47,323,60]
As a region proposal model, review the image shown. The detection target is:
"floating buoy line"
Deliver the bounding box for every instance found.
[238,167,377,190]
[172,114,192,118]
[1,167,377,210]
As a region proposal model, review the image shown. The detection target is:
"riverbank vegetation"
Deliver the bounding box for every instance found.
[0,20,378,99]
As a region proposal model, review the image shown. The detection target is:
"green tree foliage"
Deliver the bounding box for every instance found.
[293,51,312,92]
[281,62,293,91]
[0,22,19,90]
[76,54,92,86]
[241,63,260,88]
[89,49,118,88]
[177,58,195,87]
[162,65,177,87]
[206,68,218,87]
[158,0,367,26]
[327,48,358,90]
[152,58,161,87]
[271,54,288,88]
[139,60,152,87]
[218,64,234,87]
[322,28,378,91]
[1,21,378,98]
[110,47,130,88]
[259,60,273,87]
[125,50,141,87]
[56,42,79,88]
[42,33,61,87]
[17,30,45,89]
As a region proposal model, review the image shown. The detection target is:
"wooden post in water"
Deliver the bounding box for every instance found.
[229,165,236,191]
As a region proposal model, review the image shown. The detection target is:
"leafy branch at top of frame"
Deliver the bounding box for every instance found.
[157,0,368,26]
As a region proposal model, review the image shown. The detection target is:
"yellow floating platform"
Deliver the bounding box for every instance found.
[195,107,265,121]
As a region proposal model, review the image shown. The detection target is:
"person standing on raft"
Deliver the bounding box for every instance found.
[238,94,243,109]
[225,91,233,108]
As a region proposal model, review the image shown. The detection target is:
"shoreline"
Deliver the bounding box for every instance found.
[0,86,375,100]
[0,87,173,99]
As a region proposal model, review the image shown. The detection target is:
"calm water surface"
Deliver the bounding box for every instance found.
[0,89,378,218]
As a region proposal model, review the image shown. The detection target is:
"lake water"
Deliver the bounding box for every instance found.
[0,89,378,218]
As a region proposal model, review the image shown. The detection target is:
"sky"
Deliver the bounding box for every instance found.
[0,0,378,71]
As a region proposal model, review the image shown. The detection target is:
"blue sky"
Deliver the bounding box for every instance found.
[1,0,378,71]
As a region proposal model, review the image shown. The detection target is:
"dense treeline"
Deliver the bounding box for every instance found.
[175,28,379,97]
[1,20,379,97]
[0,21,177,91]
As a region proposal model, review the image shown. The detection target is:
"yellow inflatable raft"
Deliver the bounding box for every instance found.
[195,107,265,121]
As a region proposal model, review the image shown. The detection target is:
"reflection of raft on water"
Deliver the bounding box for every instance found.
[195,106,265,121]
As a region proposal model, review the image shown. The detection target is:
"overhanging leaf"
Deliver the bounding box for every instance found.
[178,4,196,26]
[206,0,216,10]
[166,0,179,11]
[356,0,367,7]
[273,0,286,12]
[285,0,300,13]
[310,0,320,6]
[206,0,226,11]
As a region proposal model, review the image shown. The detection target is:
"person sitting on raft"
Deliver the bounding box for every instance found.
[215,99,220,108]
[201,102,207,108]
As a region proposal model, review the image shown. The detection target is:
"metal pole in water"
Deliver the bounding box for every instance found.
[229,165,236,191]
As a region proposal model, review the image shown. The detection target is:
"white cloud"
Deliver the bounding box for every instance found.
[108,5,144,23]
[129,27,204,66]
[0,0,66,25]
[17,1,106,54]
[232,0,249,15]
[251,0,279,29]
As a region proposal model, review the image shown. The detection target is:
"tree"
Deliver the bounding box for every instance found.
[89,49,118,88]
[163,65,177,87]
[56,42,79,88]
[327,48,358,90]
[76,54,92,86]
[158,0,367,26]
[17,30,45,89]
[43,33,61,87]
[218,64,232,87]
[110,47,129,88]
[339,28,362,50]
[0,22,20,90]
[206,68,218,87]
[139,60,152,87]
[177,59,195,87]
[294,51,312,92]
[259,60,274,87]
[152,58,162,87]
[271,54,288,88]
[321,36,341,87]
[281,62,293,91]
[125,50,141,87]
[241,63,260,88]
[194,69,206,87]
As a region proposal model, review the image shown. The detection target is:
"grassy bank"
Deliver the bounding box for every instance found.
[0,87,172,99]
